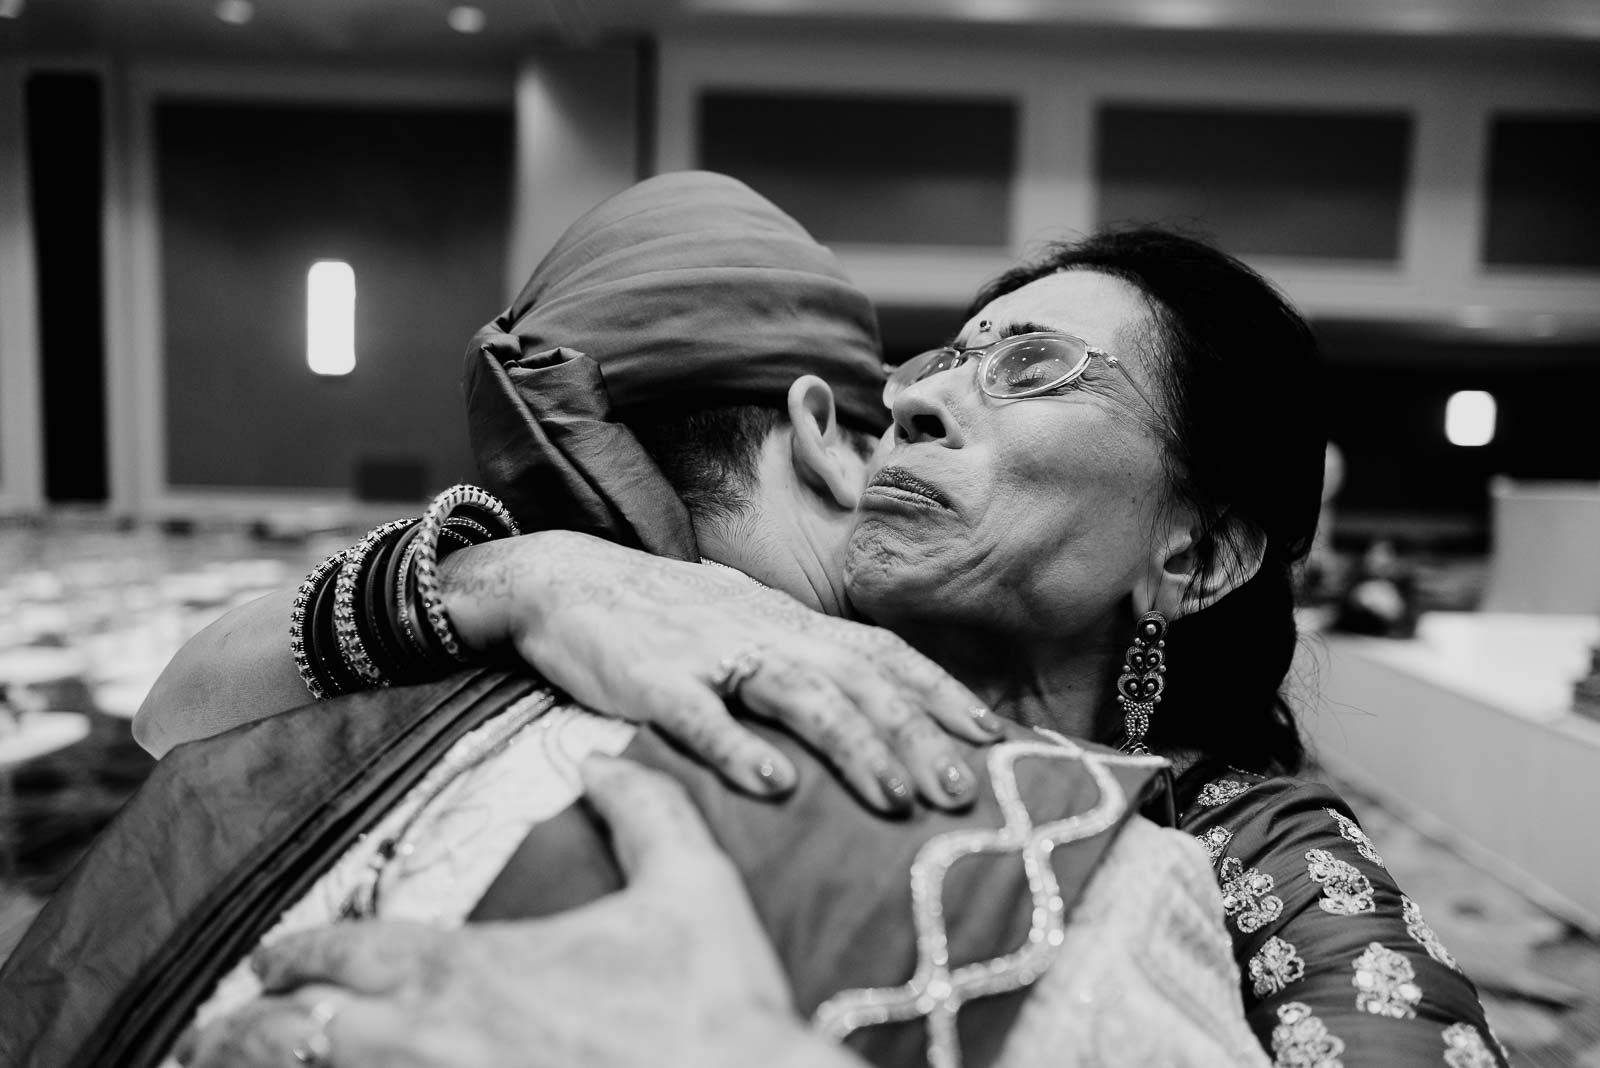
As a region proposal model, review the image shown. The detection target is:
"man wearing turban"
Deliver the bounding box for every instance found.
[1,174,1264,1068]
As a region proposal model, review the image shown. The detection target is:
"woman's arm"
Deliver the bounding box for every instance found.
[133,533,543,758]
[133,588,304,758]
[136,531,1000,811]
[1185,777,1509,1067]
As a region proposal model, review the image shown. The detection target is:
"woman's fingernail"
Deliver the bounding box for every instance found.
[756,757,795,795]
[938,759,972,798]
[874,762,912,809]
[970,705,1004,735]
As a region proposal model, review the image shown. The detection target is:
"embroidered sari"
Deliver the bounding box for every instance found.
[1181,771,1510,1067]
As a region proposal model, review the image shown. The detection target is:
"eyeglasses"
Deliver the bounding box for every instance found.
[882,331,1167,435]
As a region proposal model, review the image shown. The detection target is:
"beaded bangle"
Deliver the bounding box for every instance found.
[378,521,486,677]
[332,518,416,688]
[411,485,520,663]
[312,559,366,696]
[292,548,351,700]
[441,515,495,544]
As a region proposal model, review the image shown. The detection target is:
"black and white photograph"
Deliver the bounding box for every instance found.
[1,1,1598,1065]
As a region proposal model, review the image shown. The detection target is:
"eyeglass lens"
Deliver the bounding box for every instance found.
[886,335,1094,407]
[979,336,1091,397]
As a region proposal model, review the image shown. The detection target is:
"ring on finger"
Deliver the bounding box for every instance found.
[290,998,341,1067]
[708,645,766,700]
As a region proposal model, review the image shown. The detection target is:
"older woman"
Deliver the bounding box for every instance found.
[844,231,1506,1064]
[132,215,1503,1063]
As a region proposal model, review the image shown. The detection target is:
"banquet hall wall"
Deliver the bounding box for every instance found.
[0,28,1595,538]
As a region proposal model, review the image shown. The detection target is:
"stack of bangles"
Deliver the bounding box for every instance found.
[290,484,520,700]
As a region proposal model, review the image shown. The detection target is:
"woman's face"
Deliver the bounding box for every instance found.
[845,269,1177,642]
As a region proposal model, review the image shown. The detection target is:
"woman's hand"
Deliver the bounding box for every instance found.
[442,531,1004,813]
[177,756,866,1068]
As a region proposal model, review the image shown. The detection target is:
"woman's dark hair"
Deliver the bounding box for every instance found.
[968,228,1327,776]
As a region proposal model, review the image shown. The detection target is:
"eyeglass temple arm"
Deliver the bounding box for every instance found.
[1098,352,1168,431]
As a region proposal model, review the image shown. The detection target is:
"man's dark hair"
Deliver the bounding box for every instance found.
[970,227,1327,780]
[632,406,786,526]
[635,405,879,528]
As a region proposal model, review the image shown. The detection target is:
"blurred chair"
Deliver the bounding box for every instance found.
[1481,478,1600,614]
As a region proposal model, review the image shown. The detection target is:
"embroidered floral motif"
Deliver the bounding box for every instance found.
[1351,942,1422,1018]
[1197,778,1251,806]
[1402,896,1459,969]
[1193,826,1233,864]
[1249,936,1307,997]
[1219,856,1284,933]
[1270,1001,1345,1067]
[1441,1023,1498,1068]
[1305,848,1375,916]
[1325,807,1384,866]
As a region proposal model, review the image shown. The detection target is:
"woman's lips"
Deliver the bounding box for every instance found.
[862,466,951,510]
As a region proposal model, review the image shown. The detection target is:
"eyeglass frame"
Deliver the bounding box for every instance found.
[882,330,1171,437]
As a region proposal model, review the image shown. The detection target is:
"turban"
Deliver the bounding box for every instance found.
[464,171,887,558]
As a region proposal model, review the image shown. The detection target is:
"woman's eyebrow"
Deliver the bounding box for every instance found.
[997,320,1058,339]
[948,320,1061,348]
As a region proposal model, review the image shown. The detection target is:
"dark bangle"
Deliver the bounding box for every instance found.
[307,555,364,698]
[292,549,349,700]
[358,524,415,683]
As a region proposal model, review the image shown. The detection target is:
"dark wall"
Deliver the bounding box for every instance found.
[157,100,512,495]
[27,71,108,503]
[1096,105,1413,261]
[1484,114,1600,269]
[697,91,1017,248]
[1316,326,1600,525]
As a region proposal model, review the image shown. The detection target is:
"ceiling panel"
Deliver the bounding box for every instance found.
[688,0,1600,41]
[0,0,685,60]
[5,0,1599,62]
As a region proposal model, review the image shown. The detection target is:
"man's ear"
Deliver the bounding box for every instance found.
[1145,515,1266,620]
[786,374,862,510]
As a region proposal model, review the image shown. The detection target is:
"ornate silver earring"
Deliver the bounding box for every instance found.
[1115,611,1167,754]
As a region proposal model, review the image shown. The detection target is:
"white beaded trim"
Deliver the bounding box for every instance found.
[811,737,1134,1068]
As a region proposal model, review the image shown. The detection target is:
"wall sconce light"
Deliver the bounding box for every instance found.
[1445,390,1495,447]
[307,260,356,376]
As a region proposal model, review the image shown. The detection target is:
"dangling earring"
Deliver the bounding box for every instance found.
[1116,611,1167,755]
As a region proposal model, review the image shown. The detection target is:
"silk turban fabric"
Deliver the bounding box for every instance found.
[462,171,889,556]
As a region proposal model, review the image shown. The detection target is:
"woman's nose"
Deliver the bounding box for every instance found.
[890,371,966,447]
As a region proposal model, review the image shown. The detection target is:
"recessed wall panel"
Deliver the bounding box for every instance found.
[157,101,512,494]
[28,72,107,503]
[1096,105,1412,261]
[697,91,1017,247]
[1484,114,1600,270]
